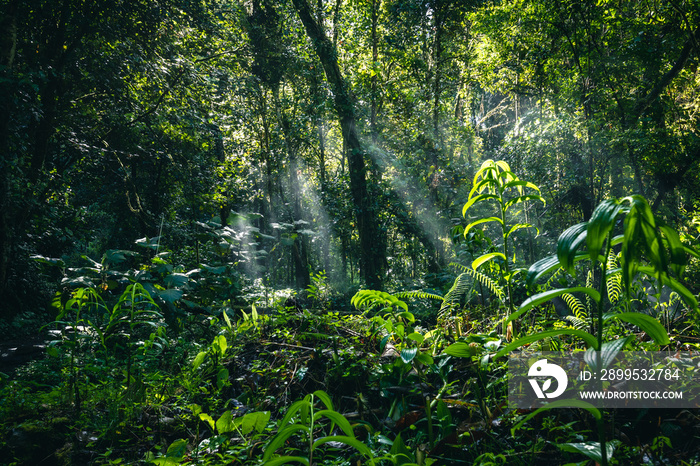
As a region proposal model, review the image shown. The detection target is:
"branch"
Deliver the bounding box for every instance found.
[632,26,699,121]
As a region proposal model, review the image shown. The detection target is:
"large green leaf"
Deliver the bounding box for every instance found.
[586,199,623,262]
[502,179,541,194]
[235,411,271,435]
[311,390,334,410]
[443,341,478,358]
[314,410,354,437]
[509,287,601,324]
[472,252,506,270]
[400,347,418,364]
[462,193,500,216]
[621,195,664,296]
[506,223,538,239]
[464,216,503,235]
[494,328,598,360]
[606,312,670,345]
[511,399,601,436]
[658,221,689,277]
[468,177,496,198]
[584,336,632,372]
[557,222,588,275]
[216,410,233,434]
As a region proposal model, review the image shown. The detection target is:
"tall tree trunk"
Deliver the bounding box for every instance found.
[291,0,385,288]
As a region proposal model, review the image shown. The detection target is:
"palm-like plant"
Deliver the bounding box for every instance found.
[461,159,545,330]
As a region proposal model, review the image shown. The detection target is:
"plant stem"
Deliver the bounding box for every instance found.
[595,234,613,466]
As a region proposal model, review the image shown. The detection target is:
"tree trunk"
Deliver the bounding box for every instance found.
[291,0,385,288]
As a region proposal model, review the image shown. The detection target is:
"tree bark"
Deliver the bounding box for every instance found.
[291,0,385,288]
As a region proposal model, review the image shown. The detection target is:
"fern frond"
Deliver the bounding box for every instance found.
[443,273,473,305]
[450,263,505,302]
[437,273,474,319]
[668,291,680,307]
[564,315,588,331]
[394,290,444,301]
[606,251,622,305]
[585,270,594,311]
[562,293,588,320]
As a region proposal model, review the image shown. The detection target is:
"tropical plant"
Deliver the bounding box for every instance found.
[488,194,698,466]
[460,159,545,335]
[262,390,374,465]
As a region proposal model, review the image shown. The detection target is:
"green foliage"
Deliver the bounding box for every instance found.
[262,390,374,465]
[462,160,545,320]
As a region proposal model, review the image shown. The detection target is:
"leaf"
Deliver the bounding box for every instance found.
[414,352,434,365]
[263,425,310,461]
[262,456,309,466]
[30,255,65,267]
[407,332,424,345]
[468,178,494,199]
[164,438,187,459]
[278,400,311,429]
[443,342,477,358]
[216,410,233,434]
[511,399,601,436]
[192,351,207,370]
[164,273,189,287]
[606,312,670,345]
[586,199,623,261]
[494,328,599,360]
[312,390,334,411]
[557,222,588,275]
[503,194,546,211]
[158,288,183,303]
[509,287,601,324]
[472,252,506,270]
[235,411,271,435]
[400,347,418,363]
[502,179,541,194]
[311,436,374,459]
[584,336,632,372]
[506,223,538,239]
[462,193,500,216]
[658,221,688,276]
[557,441,618,463]
[314,410,354,436]
[526,255,562,288]
[464,216,503,235]
[199,413,215,431]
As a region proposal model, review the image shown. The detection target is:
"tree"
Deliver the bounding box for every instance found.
[291,0,386,289]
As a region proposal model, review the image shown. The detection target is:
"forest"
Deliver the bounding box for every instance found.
[1,0,700,464]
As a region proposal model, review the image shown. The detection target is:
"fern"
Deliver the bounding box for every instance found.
[450,262,505,301]
[351,290,408,312]
[585,270,594,311]
[436,273,473,319]
[394,290,444,301]
[564,315,588,331]
[561,293,588,321]
[606,251,622,305]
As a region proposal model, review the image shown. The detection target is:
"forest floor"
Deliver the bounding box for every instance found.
[1,298,700,465]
